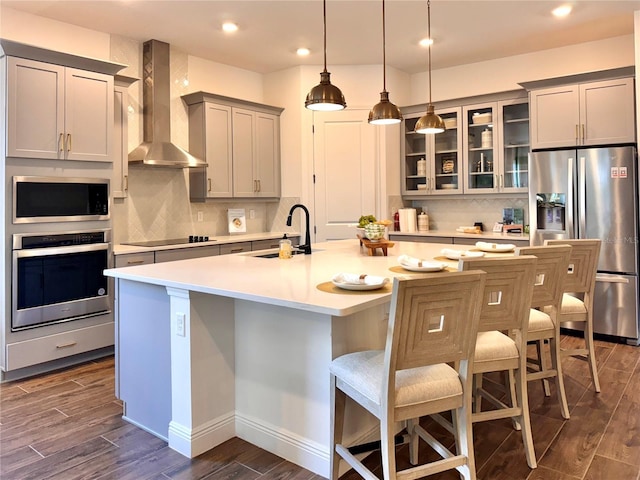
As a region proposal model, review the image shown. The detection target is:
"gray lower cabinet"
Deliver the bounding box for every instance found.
[389,235,454,244]
[453,237,529,246]
[155,245,220,263]
[252,237,300,251]
[220,242,252,255]
[114,252,155,267]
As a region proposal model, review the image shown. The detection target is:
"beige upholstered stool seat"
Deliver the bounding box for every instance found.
[331,351,463,408]
[528,309,555,333]
[559,294,588,315]
[474,331,519,363]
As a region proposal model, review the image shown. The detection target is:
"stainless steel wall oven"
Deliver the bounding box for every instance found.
[13,176,110,224]
[12,229,112,331]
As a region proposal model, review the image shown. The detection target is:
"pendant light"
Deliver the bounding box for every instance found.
[415,0,445,134]
[305,0,346,111]
[368,0,402,125]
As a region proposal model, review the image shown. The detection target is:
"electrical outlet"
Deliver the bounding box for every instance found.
[249,209,256,219]
[176,313,186,336]
[197,211,203,222]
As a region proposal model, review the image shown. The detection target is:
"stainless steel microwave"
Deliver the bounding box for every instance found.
[13,176,110,224]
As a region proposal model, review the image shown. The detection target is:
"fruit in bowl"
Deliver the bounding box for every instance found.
[358,215,377,228]
[364,223,386,241]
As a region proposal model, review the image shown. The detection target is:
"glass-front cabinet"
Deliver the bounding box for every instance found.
[463,99,529,194]
[402,107,462,196]
[499,99,529,193]
[463,102,497,193]
[402,95,528,197]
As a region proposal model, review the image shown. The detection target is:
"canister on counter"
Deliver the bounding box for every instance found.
[418,212,429,232]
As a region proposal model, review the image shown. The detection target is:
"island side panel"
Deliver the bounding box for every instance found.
[234,300,389,477]
[116,279,172,440]
[168,289,236,457]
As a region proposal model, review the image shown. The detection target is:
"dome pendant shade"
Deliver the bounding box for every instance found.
[415,104,445,134]
[305,71,346,111]
[369,91,402,125]
[305,0,346,111]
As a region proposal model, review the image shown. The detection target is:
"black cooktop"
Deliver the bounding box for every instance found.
[123,236,214,247]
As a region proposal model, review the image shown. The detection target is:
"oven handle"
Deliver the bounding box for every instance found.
[14,242,110,258]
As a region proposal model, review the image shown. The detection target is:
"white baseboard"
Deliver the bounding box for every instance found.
[168,412,235,458]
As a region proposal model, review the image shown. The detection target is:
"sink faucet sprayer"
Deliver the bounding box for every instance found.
[286,204,312,254]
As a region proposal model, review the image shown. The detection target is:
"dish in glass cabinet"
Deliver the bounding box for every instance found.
[440,184,457,190]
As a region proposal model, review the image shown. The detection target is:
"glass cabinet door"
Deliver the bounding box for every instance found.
[464,103,497,193]
[431,107,462,194]
[499,99,529,192]
[402,116,427,194]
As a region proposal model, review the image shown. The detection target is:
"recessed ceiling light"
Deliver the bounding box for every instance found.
[297,48,310,56]
[222,22,238,33]
[419,38,434,48]
[552,5,572,17]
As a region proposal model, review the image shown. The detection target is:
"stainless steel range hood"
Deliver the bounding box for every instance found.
[129,39,206,168]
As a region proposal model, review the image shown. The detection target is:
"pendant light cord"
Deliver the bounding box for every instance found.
[322,0,328,73]
[382,0,387,93]
[427,0,433,104]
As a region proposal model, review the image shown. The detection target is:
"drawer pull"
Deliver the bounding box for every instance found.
[230,248,244,253]
[56,341,77,349]
[67,133,72,152]
[59,133,64,152]
[127,260,146,265]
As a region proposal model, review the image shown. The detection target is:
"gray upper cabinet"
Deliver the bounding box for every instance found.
[188,101,234,199]
[183,92,283,200]
[529,77,635,149]
[6,56,114,161]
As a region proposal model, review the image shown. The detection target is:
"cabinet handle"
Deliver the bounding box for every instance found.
[575,125,579,145]
[207,178,212,192]
[500,174,503,188]
[230,248,244,253]
[58,133,64,152]
[66,133,72,152]
[124,175,128,191]
[127,260,146,265]
[257,180,261,192]
[581,124,585,143]
[56,341,77,349]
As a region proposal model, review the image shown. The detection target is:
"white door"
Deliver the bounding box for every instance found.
[313,109,378,241]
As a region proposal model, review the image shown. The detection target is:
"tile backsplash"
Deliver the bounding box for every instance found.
[410,196,529,232]
[111,166,299,244]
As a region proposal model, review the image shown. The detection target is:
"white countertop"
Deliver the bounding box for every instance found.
[113,232,298,255]
[105,239,511,317]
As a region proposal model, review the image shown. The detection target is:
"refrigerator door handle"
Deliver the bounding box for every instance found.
[567,156,576,238]
[577,155,587,238]
[596,274,630,284]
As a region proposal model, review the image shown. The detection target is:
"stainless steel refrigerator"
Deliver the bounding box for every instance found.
[529,145,639,345]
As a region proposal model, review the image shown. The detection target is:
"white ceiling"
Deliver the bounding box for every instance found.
[3,0,640,74]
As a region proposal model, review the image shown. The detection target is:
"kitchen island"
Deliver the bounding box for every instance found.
[104,239,486,476]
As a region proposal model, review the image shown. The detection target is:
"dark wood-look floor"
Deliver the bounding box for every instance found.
[1,335,639,480]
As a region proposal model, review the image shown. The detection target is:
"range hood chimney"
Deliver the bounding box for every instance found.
[129,39,206,168]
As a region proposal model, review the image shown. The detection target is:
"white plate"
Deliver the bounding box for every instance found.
[440,184,457,190]
[441,249,486,260]
[475,242,516,253]
[332,280,387,291]
[400,261,447,272]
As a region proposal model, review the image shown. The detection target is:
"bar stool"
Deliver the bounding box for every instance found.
[544,239,602,393]
[516,244,572,419]
[458,255,538,469]
[329,271,486,480]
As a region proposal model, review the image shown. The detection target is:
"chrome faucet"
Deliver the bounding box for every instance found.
[286,204,312,254]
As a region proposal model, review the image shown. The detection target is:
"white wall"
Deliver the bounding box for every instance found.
[1,7,110,60]
[411,34,635,104]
